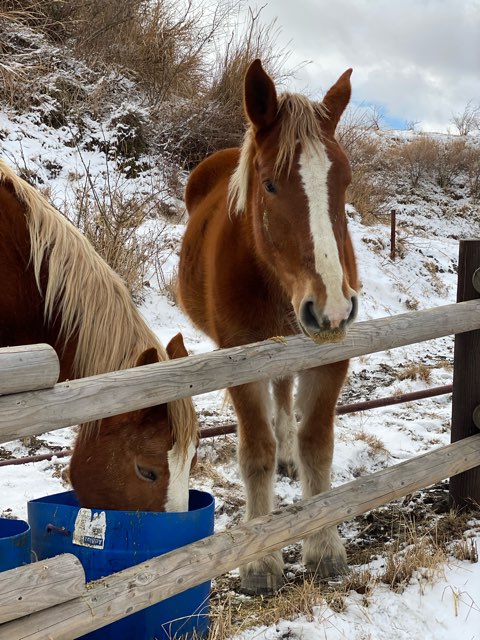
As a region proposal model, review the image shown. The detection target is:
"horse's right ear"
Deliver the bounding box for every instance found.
[166,332,189,360]
[244,59,278,131]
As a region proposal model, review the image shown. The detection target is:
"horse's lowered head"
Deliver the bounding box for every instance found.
[230,59,359,343]
[69,333,198,512]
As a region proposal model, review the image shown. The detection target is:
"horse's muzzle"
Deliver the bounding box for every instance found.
[299,294,357,340]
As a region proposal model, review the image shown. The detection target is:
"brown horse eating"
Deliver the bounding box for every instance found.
[0,159,198,512]
[178,59,358,593]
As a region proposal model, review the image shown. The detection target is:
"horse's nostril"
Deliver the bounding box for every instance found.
[301,300,329,332]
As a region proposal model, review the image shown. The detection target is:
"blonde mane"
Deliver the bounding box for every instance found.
[0,159,197,453]
[229,93,328,214]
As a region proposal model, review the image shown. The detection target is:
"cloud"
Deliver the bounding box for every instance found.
[252,0,480,131]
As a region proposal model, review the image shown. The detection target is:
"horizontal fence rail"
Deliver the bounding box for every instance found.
[0,300,479,444]
[2,433,479,640]
[0,554,85,624]
[0,344,59,395]
[0,384,454,467]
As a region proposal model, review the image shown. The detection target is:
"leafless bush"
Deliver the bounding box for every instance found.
[347,166,389,225]
[339,108,392,224]
[464,145,480,203]
[387,135,438,188]
[431,138,467,189]
[337,105,383,160]
[158,6,290,168]
[451,100,480,136]
[64,169,169,301]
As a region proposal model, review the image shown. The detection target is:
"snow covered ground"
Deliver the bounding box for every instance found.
[1,93,479,638]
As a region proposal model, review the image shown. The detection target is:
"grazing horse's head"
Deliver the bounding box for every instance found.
[230,59,358,343]
[69,333,198,513]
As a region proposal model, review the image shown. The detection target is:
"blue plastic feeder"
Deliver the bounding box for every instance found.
[28,489,214,640]
[0,517,31,572]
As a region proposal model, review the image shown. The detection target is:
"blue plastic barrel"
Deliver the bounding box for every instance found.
[28,489,214,640]
[0,517,31,572]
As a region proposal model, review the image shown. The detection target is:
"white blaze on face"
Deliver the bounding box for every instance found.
[298,141,349,328]
[164,440,196,512]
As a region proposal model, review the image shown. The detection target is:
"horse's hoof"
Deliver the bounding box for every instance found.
[307,558,350,581]
[277,460,298,480]
[240,572,284,595]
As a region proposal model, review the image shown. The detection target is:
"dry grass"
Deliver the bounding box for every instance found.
[204,490,480,639]
[452,537,478,563]
[382,535,446,592]
[398,362,432,383]
[354,431,391,459]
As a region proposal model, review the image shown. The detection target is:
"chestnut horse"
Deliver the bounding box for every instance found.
[178,60,358,593]
[0,159,198,512]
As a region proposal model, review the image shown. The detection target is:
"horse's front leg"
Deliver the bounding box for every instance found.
[296,360,350,579]
[230,380,284,594]
[273,376,297,478]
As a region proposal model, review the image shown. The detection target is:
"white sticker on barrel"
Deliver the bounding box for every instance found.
[72,509,107,549]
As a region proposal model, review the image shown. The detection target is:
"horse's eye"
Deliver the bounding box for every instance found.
[263,180,276,194]
[135,462,157,482]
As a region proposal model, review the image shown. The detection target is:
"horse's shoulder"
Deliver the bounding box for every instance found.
[185,148,240,214]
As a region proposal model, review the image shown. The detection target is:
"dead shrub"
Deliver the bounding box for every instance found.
[340,119,391,223]
[388,135,438,188]
[347,166,389,225]
[431,138,467,189]
[464,145,480,203]
[65,171,168,301]
[159,6,290,169]
[337,104,383,157]
[451,100,480,136]
[1,0,234,105]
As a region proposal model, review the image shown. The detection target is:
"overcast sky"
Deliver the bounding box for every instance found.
[248,0,480,132]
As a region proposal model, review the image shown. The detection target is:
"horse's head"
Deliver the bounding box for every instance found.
[233,59,358,343]
[69,333,198,512]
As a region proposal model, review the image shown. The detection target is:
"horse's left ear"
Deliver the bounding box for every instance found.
[135,347,159,367]
[244,58,278,131]
[166,332,189,360]
[321,68,353,135]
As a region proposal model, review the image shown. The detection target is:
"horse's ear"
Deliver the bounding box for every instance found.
[166,333,189,360]
[244,59,278,131]
[135,347,159,367]
[321,68,353,135]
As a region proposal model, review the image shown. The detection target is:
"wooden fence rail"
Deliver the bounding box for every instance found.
[1,433,479,640]
[0,344,59,395]
[1,299,480,444]
[0,554,85,624]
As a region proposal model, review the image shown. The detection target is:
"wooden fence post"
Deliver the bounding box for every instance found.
[390,209,396,260]
[450,239,480,508]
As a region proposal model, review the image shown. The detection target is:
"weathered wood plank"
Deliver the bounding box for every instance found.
[0,554,85,624]
[0,300,479,444]
[2,434,479,640]
[0,345,59,395]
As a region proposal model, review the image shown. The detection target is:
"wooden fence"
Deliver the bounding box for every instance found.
[0,239,479,639]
